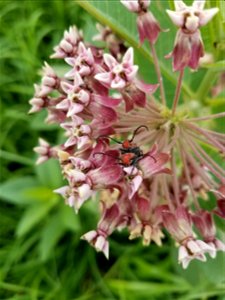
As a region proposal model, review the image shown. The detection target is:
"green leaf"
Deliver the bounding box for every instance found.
[106,279,190,297]
[0,177,40,205]
[16,196,58,237]
[38,214,66,261]
[35,158,62,189]
[59,204,81,232]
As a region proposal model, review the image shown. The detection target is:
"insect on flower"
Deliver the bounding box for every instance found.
[95,125,156,168]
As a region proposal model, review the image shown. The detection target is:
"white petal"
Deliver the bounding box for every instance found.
[81,230,97,242]
[174,0,186,11]
[123,47,134,65]
[103,53,118,68]
[193,0,205,10]
[199,8,219,27]
[94,72,111,84]
[166,10,184,27]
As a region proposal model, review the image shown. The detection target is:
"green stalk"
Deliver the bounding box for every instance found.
[196,70,218,102]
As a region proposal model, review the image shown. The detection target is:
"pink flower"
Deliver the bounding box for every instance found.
[193,211,225,258]
[81,203,120,258]
[54,184,94,213]
[51,26,83,59]
[65,42,94,78]
[57,73,90,117]
[61,116,92,150]
[167,0,219,71]
[129,197,165,246]
[95,47,138,89]
[121,0,161,44]
[178,239,214,269]
[33,138,58,164]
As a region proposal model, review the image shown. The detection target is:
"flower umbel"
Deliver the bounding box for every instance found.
[29,1,224,268]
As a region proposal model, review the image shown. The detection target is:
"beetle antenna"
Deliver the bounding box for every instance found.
[129,125,149,142]
[97,135,122,144]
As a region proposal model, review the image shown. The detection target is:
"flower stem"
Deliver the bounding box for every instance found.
[172,69,184,116]
[171,149,180,206]
[179,145,201,211]
[150,43,166,106]
[186,112,225,122]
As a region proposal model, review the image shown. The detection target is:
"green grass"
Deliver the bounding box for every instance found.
[0,1,225,299]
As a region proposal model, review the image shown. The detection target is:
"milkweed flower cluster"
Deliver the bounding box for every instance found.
[29,0,225,269]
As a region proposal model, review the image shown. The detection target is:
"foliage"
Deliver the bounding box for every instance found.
[0,0,224,299]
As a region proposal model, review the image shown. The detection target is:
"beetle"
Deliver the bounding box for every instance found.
[94,125,156,168]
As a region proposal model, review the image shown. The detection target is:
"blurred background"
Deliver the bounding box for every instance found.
[0,1,225,299]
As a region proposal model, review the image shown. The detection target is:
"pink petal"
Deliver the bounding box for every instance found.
[120,0,140,12]
[78,41,86,54]
[126,65,139,81]
[193,0,205,10]
[65,57,75,67]
[81,230,97,242]
[166,10,184,27]
[93,94,122,107]
[65,68,76,78]
[74,72,84,87]
[56,99,69,110]
[103,53,118,69]
[89,165,123,187]
[135,80,159,94]
[94,72,111,86]
[60,81,73,94]
[174,0,186,11]
[111,78,126,89]
[188,36,204,69]
[123,47,134,65]
[67,103,84,117]
[129,175,143,199]
[77,136,90,150]
[89,102,117,124]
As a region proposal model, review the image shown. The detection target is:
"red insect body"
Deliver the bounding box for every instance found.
[120,152,136,166]
[96,126,153,168]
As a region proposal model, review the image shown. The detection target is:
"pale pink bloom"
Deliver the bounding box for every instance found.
[95,47,138,89]
[65,42,94,78]
[178,239,214,269]
[124,166,143,199]
[163,206,194,243]
[57,73,90,117]
[121,0,161,44]
[54,184,94,213]
[137,10,161,44]
[51,26,83,59]
[167,0,219,71]
[61,118,92,150]
[38,62,59,97]
[28,84,45,113]
[193,211,225,258]
[129,197,164,246]
[121,0,151,13]
[33,138,58,164]
[81,203,120,258]
[81,230,109,258]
